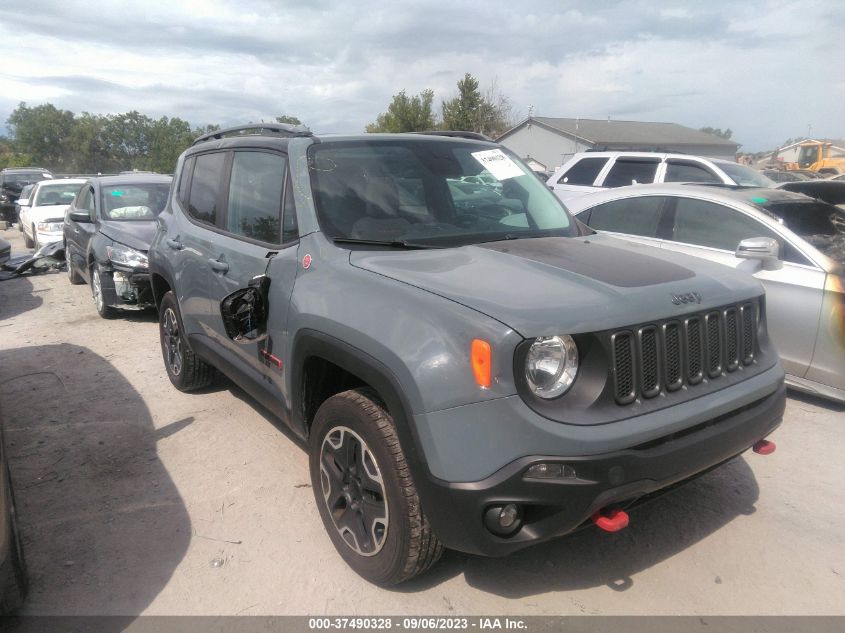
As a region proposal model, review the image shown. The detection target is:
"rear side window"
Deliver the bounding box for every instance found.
[602,159,660,188]
[177,156,194,208]
[584,196,665,238]
[664,160,720,183]
[558,157,607,186]
[188,152,226,225]
[282,172,299,243]
[226,151,286,244]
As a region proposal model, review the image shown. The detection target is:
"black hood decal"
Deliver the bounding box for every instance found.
[477,237,695,287]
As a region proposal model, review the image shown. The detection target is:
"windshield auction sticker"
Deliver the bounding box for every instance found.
[471,149,524,180]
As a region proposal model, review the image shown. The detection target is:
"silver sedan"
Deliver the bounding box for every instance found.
[566,183,845,403]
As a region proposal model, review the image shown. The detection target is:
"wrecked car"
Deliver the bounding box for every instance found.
[567,183,845,404]
[147,124,784,585]
[63,174,172,318]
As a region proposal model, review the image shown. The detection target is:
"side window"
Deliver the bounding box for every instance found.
[282,171,299,244]
[664,160,720,183]
[558,157,608,186]
[670,198,779,252]
[586,196,666,238]
[226,151,286,244]
[76,186,95,216]
[178,156,194,208]
[602,159,660,188]
[187,152,226,225]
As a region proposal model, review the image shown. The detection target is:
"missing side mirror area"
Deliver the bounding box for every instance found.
[221,275,271,341]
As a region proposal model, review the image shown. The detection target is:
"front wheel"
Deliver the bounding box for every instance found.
[66,246,84,285]
[23,226,34,249]
[91,265,117,319]
[309,389,442,585]
[158,291,214,391]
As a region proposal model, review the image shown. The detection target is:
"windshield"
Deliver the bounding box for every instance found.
[308,139,576,246]
[34,182,83,206]
[100,183,171,220]
[717,162,776,188]
[764,200,845,237]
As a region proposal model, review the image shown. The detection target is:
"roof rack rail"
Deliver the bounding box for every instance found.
[411,130,493,142]
[193,122,312,146]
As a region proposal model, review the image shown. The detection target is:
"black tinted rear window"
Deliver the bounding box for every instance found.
[602,159,660,188]
[558,157,608,186]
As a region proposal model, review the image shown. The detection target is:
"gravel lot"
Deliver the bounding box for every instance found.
[0,227,843,616]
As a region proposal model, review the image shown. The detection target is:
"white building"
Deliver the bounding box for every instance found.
[497,117,740,171]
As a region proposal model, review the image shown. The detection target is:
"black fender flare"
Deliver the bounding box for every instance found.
[290,328,449,509]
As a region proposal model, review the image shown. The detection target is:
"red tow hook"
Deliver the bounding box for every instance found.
[591,507,629,533]
[753,439,776,455]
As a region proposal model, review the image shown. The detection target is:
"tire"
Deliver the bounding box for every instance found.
[65,246,84,285]
[158,291,215,391]
[0,465,28,615]
[91,265,118,319]
[309,389,442,586]
[22,226,34,249]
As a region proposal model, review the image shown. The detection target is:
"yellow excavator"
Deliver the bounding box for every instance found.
[784,141,845,175]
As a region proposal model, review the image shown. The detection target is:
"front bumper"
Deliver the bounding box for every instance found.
[100,266,154,309]
[415,371,785,556]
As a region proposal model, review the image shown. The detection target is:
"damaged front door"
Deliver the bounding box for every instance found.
[204,149,300,388]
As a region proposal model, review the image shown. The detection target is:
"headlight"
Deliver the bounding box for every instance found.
[107,243,148,268]
[37,222,63,232]
[525,335,579,398]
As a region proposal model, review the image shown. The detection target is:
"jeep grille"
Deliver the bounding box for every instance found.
[610,301,758,405]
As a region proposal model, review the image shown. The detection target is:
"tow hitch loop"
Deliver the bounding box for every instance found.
[591,507,629,533]
[753,439,776,455]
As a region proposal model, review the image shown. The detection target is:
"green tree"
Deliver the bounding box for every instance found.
[275,115,302,126]
[699,126,733,140]
[441,74,515,137]
[145,116,195,173]
[366,89,436,133]
[67,112,108,173]
[7,102,75,170]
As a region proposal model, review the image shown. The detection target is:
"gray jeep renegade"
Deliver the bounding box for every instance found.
[148,123,785,585]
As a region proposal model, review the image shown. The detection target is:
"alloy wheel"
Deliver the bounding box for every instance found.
[92,269,104,313]
[319,426,388,556]
[162,307,183,376]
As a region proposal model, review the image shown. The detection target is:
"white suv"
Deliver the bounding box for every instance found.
[548,151,775,202]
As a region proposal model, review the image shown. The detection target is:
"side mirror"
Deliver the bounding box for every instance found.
[220,275,271,341]
[69,210,92,223]
[736,237,782,270]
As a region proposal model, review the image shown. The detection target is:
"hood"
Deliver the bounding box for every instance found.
[350,234,763,337]
[99,220,157,252]
[30,204,70,224]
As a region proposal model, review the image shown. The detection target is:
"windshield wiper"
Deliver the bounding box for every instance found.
[332,238,438,250]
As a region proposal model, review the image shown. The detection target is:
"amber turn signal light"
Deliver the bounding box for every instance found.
[471,339,492,388]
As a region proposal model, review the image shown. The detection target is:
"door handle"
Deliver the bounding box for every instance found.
[208,258,229,273]
[166,238,183,250]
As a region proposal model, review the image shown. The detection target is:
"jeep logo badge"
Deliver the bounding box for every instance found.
[671,292,702,305]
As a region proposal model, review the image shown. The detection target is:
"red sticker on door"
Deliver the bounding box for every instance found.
[302,254,312,269]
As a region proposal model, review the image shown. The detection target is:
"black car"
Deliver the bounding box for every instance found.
[0,421,27,614]
[0,168,53,223]
[776,179,845,207]
[63,174,173,318]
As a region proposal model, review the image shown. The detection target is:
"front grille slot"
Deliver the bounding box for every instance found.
[705,312,722,378]
[740,303,756,365]
[610,300,758,405]
[638,326,660,398]
[611,332,636,405]
[685,317,704,385]
[663,322,683,392]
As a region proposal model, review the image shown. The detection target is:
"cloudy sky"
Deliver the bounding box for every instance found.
[0,0,841,151]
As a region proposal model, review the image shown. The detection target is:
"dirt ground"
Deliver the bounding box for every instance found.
[0,227,843,616]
